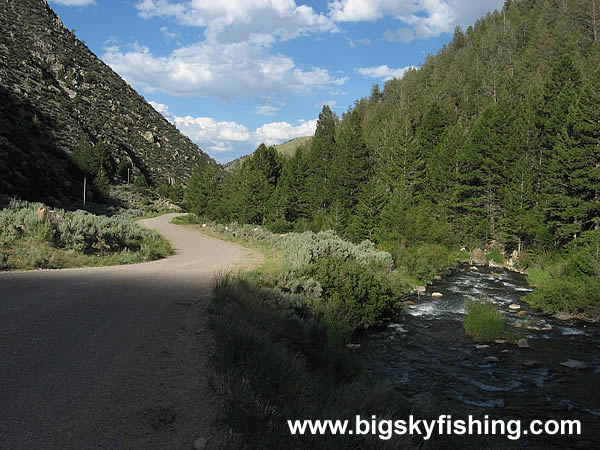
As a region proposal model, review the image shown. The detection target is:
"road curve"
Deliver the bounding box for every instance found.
[0,213,263,448]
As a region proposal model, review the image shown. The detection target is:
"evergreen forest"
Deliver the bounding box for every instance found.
[185,0,600,317]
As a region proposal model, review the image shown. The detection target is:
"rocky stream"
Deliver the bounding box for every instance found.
[358,266,599,448]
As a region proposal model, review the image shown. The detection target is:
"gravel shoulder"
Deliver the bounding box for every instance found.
[0,213,263,448]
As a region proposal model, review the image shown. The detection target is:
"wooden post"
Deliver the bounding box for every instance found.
[127,168,130,185]
[83,176,87,206]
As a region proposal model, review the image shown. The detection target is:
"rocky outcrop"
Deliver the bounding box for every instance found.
[470,248,487,266]
[0,0,211,204]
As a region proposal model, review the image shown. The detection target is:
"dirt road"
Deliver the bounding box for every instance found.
[0,213,262,448]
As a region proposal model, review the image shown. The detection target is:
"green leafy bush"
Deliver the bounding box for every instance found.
[301,256,403,340]
[486,248,504,264]
[396,243,456,283]
[525,277,600,317]
[464,300,505,342]
[209,273,414,449]
[524,245,600,318]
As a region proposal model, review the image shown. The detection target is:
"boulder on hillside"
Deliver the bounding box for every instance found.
[470,248,487,266]
[36,204,64,228]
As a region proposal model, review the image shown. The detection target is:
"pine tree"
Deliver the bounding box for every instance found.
[346,179,387,242]
[184,160,222,218]
[332,102,371,214]
[306,105,337,212]
[500,155,539,252]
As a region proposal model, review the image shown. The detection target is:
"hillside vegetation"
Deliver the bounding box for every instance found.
[0,0,211,205]
[0,200,171,270]
[185,0,599,317]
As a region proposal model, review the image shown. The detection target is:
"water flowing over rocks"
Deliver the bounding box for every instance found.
[358,266,600,448]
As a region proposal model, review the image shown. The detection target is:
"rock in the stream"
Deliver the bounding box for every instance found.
[517,310,527,316]
[476,344,490,350]
[559,359,588,370]
[523,359,539,368]
[470,248,487,266]
[489,260,504,269]
[414,285,426,293]
[485,356,500,363]
[494,339,507,344]
[431,292,443,298]
[508,304,521,310]
[517,338,530,349]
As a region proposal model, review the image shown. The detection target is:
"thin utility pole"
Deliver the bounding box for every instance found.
[83,176,87,206]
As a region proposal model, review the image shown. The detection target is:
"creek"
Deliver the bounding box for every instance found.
[358,266,600,448]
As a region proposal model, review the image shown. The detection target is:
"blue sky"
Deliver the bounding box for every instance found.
[48,0,504,163]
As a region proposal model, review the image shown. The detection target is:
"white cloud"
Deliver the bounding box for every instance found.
[149,101,171,116]
[357,65,412,81]
[160,26,177,40]
[135,0,337,44]
[329,0,408,22]
[255,105,280,116]
[174,116,251,143]
[103,41,346,101]
[329,0,503,40]
[50,0,95,5]
[255,120,317,146]
[150,102,315,160]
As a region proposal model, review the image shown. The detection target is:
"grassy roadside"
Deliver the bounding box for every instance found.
[0,200,172,271]
[172,215,482,449]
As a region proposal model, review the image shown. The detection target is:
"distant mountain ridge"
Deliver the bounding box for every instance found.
[0,0,210,205]
[224,136,313,172]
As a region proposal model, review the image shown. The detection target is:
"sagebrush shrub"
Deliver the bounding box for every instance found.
[0,199,171,269]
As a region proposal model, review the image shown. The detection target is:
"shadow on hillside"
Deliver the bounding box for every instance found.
[0,86,105,209]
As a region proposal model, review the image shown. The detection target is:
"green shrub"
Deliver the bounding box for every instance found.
[0,252,9,270]
[526,268,551,287]
[486,248,504,264]
[397,243,456,283]
[464,300,505,342]
[133,175,148,188]
[0,200,171,270]
[201,221,394,271]
[209,273,414,449]
[525,277,600,317]
[300,256,402,340]
[523,246,600,318]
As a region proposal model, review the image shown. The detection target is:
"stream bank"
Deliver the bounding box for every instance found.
[358,266,600,448]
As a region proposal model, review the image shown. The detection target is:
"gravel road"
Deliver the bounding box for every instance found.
[0,213,263,448]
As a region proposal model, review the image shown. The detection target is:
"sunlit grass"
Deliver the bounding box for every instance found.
[464,300,505,342]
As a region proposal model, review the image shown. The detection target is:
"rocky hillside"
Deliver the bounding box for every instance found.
[0,0,210,205]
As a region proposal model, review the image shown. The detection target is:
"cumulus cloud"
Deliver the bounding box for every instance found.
[357,65,412,81]
[51,0,95,5]
[135,0,337,44]
[255,120,317,146]
[103,41,347,101]
[255,105,280,116]
[160,26,177,40]
[330,0,503,40]
[149,101,171,117]
[150,102,315,160]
